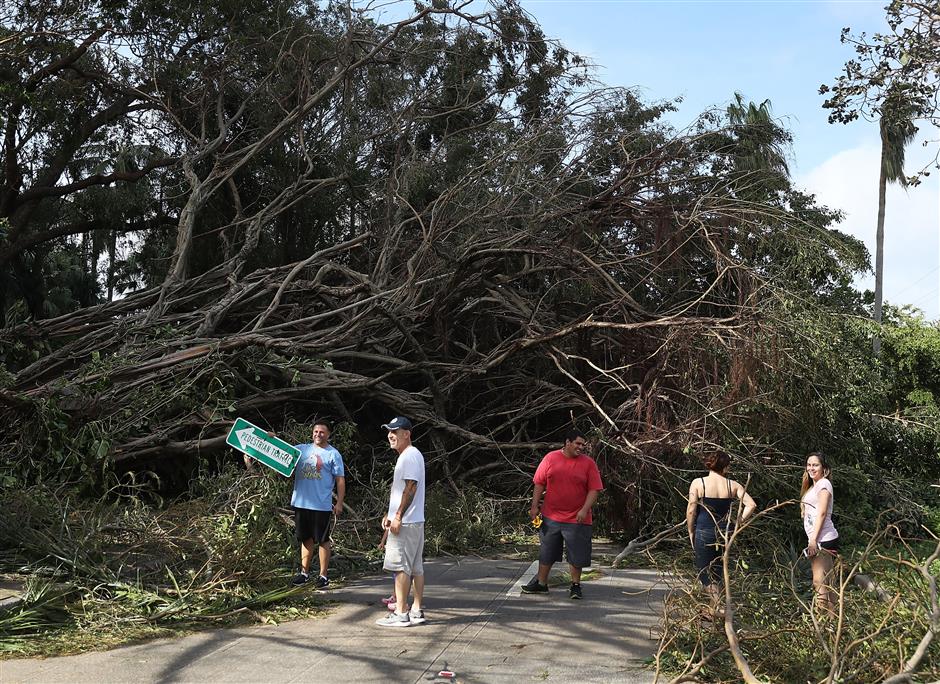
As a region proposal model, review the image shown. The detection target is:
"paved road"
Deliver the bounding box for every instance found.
[2,556,666,683]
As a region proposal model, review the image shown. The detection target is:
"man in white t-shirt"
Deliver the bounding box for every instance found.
[375,416,427,628]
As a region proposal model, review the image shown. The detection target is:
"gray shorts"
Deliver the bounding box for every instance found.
[539,517,592,569]
[383,522,425,576]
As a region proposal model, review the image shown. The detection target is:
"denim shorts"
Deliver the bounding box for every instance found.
[539,517,592,569]
[693,527,725,587]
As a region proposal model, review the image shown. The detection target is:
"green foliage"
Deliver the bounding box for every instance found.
[882,310,940,409]
[0,580,76,653]
[424,486,515,555]
[0,467,319,656]
[0,465,542,656]
[821,1,938,181]
[725,92,790,180]
[656,526,940,682]
[821,2,940,127]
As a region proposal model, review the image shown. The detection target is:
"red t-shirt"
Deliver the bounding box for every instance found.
[534,449,604,524]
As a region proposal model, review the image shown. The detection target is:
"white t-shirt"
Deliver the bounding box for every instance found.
[387,445,425,524]
[802,477,838,542]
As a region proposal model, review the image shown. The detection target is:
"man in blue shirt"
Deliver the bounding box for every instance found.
[289,422,346,588]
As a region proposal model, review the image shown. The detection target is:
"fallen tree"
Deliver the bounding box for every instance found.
[0,2,869,536]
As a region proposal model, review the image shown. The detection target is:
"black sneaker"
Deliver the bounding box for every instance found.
[521,577,549,594]
[291,572,309,586]
[314,575,329,589]
[569,583,582,599]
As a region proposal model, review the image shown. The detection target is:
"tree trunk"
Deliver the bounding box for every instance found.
[10,253,44,318]
[0,268,7,327]
[106,229,116,302]
[80,232,93,309]
[873,148,887,355]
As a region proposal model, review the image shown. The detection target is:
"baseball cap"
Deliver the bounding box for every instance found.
[381,416,413,430]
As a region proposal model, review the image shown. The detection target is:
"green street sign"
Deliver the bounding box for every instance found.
[225,417,301,477]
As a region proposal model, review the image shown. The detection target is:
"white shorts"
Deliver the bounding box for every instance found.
[383,522,425,576]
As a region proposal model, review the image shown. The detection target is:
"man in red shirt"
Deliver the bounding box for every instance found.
[523,429,604,599]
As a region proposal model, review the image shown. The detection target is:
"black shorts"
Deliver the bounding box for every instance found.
[538,517,593,569]
[819,538,840,554]
[294,507,333,544]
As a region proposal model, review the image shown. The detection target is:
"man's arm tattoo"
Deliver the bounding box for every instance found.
[398,480,417,517]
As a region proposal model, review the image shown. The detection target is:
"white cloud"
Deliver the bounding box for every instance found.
[798,135,940,320]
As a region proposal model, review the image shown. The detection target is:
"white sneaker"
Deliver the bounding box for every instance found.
[409,609,426,625]
[375,612,411,628]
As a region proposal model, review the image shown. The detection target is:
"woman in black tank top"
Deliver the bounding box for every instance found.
[686,451,757,607]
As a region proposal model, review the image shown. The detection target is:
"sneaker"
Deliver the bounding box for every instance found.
[375,612,411,628]
[291,572,309,586]
[409,609,427,625]
[313,575,329,589]
[569,583,583,600]
[521,577,549,594]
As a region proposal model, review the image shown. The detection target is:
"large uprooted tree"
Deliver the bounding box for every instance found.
[1,0,864,531]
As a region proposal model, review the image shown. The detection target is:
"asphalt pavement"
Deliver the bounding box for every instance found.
[2,554,667,684]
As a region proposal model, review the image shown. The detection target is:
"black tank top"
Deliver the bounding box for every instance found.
[695,477,733,531]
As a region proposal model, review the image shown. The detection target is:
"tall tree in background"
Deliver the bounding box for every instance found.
[873,86,918,353]
[726,92,790,180]
[821,0,938,150]
[821,0,939,350]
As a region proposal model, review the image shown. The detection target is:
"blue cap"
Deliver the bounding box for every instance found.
[381,416,413,430]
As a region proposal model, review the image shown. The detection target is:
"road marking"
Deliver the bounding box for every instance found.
[506,560,539,596]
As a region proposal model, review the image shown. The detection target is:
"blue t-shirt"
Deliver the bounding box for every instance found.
[291,444,344,511]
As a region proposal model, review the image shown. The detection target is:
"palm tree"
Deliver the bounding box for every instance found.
[716,94,793,315]
[726,92,790,180]
[873,85,918,354]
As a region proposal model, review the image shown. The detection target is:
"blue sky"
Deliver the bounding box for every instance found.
[371,1,939,318]
[520,0,939,319]
[521,0,885,171]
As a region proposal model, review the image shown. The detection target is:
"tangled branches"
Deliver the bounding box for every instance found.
[644,507,940,683]
[0,3,865,535]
